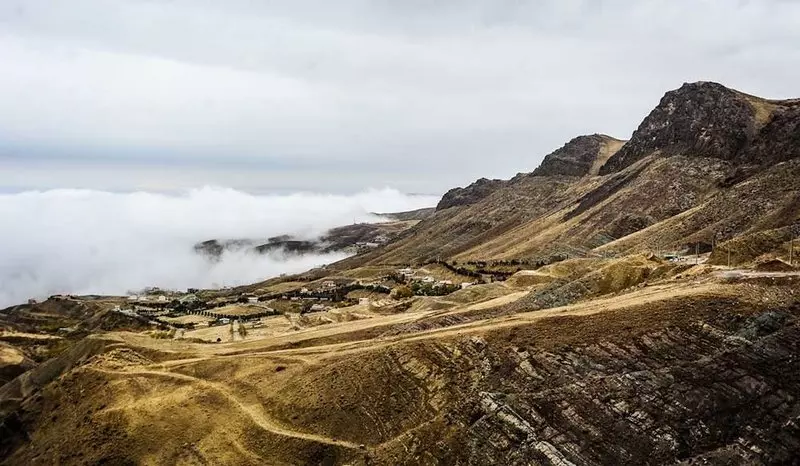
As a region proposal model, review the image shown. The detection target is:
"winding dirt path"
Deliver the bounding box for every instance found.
[89,366,361,450]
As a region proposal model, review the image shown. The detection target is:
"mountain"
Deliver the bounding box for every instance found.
[335,82,800,268]
[601,81,800,173]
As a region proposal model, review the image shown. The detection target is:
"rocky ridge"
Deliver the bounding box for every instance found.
[338,81,800,267]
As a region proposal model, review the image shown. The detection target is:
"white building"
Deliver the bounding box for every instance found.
[461,282,473,289]
[157,295,167,303]
[128,295,138,301]
[247,297,259,304]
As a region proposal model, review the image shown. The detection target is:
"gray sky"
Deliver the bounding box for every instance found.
[1,0,799,194]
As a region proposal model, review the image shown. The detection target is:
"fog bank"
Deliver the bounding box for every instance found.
[0,186,437,307]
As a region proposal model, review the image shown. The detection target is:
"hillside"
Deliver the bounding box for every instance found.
[2,271,799,464]
[335,82,800,268]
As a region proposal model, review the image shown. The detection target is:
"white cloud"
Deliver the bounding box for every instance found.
[0,187,437,307]
[1,0,799,192]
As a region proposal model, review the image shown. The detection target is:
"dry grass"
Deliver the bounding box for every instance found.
[5,265,799,465]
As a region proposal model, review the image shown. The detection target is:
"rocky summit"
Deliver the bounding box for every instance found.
[2,82,800,465]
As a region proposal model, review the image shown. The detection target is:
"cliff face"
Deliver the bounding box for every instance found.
[531,134,625,177]
[740,102,800,165]
[436,177,506,211]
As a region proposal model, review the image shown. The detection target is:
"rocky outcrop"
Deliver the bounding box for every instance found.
[601,82,800,174]
[436,177,506,211]
[435,134,623,212]
[532,134,625,177]
[740,102,800,166]
[601,82,757,173]
[455,304,800,465]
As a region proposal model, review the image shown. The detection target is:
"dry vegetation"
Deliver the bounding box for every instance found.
[3,267,799,464]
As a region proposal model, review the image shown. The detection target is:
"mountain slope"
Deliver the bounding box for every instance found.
[336,82,800,268]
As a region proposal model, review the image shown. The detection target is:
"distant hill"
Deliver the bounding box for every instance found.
[193,211,431,259]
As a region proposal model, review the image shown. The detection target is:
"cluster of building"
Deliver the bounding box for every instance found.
[397,267,474,290]
[343,234,392,254]
[127,294,169,303]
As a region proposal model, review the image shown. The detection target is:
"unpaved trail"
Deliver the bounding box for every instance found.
[89,366,362,450]
[107,281,721,374]
[193,281,722,363]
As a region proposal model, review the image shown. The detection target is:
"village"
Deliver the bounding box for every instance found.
[108,263,484,342]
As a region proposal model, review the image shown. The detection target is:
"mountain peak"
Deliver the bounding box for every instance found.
[600,81,758,173]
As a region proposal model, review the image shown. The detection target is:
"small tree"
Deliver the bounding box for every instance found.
[391,285,413,299]
[238,321,248,339]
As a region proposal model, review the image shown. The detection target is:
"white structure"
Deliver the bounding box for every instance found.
[461,282,473,289]
[322,280,336,289]
[359,298,370,305]
[127,295,138,301]
[247,297,258,304]
[310,303,327,312]
[422,276,436,283]
[157,295,167,303]
[300,287,310,294]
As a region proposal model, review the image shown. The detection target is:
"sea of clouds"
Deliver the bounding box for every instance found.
[0,186,437,308]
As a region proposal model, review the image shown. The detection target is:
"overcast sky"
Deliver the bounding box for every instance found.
[1,0,799,194]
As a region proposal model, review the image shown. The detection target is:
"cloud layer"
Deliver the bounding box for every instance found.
[1,0,799,193]
[0,187,437,307]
